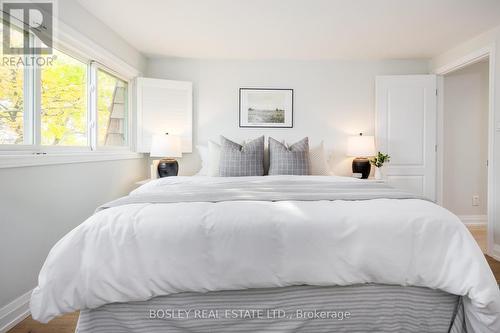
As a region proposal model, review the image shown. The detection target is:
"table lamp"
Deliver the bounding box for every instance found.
[347,133,375,179]
[150,133,182,177]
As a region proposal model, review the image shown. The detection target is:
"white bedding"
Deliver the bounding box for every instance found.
[30,176,500,332]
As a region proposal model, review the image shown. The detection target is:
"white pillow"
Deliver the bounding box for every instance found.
[207,140,221,176]
[309,141,331,175]
[195,145,208,176]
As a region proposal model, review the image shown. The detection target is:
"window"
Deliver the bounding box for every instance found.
[97,69,128,147]
[0,59,24,144]
[0,24,26,145]
[0,26,131,153]
[41,49,88,146]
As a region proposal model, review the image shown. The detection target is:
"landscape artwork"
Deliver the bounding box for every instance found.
[239,88,293,128]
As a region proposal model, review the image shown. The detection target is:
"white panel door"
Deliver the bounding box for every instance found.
[136,78,193,153]
[376,75,437,201]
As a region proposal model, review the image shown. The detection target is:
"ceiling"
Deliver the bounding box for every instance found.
[77,0,500,60]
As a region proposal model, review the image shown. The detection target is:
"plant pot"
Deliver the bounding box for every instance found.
[375,167,383,180]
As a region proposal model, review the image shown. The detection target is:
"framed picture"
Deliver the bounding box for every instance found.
[239,88,293,128]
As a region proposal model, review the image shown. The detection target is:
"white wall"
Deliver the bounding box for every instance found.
[0,158,148,309]
[146,58,430,176]
[432,23,500,256]
[58,0,147,72]
[443,61,489,216]
[0,0,149,319]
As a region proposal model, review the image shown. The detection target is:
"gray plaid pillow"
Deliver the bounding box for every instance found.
[268,137,310,175]
[219,136,264,176]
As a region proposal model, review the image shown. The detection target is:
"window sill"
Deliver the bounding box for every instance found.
[0,151,145,169]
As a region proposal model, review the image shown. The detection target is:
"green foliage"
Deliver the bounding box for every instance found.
[41,49,87,146]
[0,48,120,146]
[0,29,24,144]
[370,151,391,168]
[0,61,24,144]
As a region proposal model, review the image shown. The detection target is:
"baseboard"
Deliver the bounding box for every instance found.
[458,215,487,226]
[0,290,32,333]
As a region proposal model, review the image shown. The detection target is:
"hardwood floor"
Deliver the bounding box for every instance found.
[467,225,500,282]
[8,225,500,333]
[468,225,488,253]
[7,311,79,333]
[486,255,500,280]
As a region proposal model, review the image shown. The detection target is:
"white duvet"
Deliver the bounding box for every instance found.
[31,176,500,332]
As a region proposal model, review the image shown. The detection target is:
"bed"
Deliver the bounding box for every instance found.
[30,176,500,332]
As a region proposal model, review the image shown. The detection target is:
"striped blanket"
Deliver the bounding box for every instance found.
[77,284,466,333]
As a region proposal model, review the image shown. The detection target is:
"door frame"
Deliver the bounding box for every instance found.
[435,44,497,259]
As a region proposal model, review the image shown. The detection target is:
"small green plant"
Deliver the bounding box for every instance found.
[370,152,391,168]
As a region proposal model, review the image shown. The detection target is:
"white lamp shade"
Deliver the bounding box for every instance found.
[150,134,182,158]
[347,134,375,157]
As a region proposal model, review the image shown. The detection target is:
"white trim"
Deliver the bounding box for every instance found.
[89,62,98,151]
[435,46,493,75]
[24,50,35,145]
[54,17,140,79]
[130,78,138,152]
[434,43,496,258]
[458,215,488,226]
[0,151,144,169]
[436,75,444,206]
[0,290,31,333]
[488,45,497,260]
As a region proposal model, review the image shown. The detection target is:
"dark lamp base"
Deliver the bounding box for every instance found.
[158,158,179,177]
[352,157,371,179]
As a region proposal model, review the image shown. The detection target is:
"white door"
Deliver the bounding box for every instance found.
[376,75,437,201]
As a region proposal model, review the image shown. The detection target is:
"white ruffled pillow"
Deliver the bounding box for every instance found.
[309,141,331,175]
[207,140,221,176]
[195,141,221,176]
[195,145,208,176]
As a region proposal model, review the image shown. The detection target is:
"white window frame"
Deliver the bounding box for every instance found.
[91,62,132,152]
[0,16,142,167]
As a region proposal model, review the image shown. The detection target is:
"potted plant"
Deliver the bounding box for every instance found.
[370,152,390,180]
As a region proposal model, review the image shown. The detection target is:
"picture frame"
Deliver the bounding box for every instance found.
[239,88,293,128]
